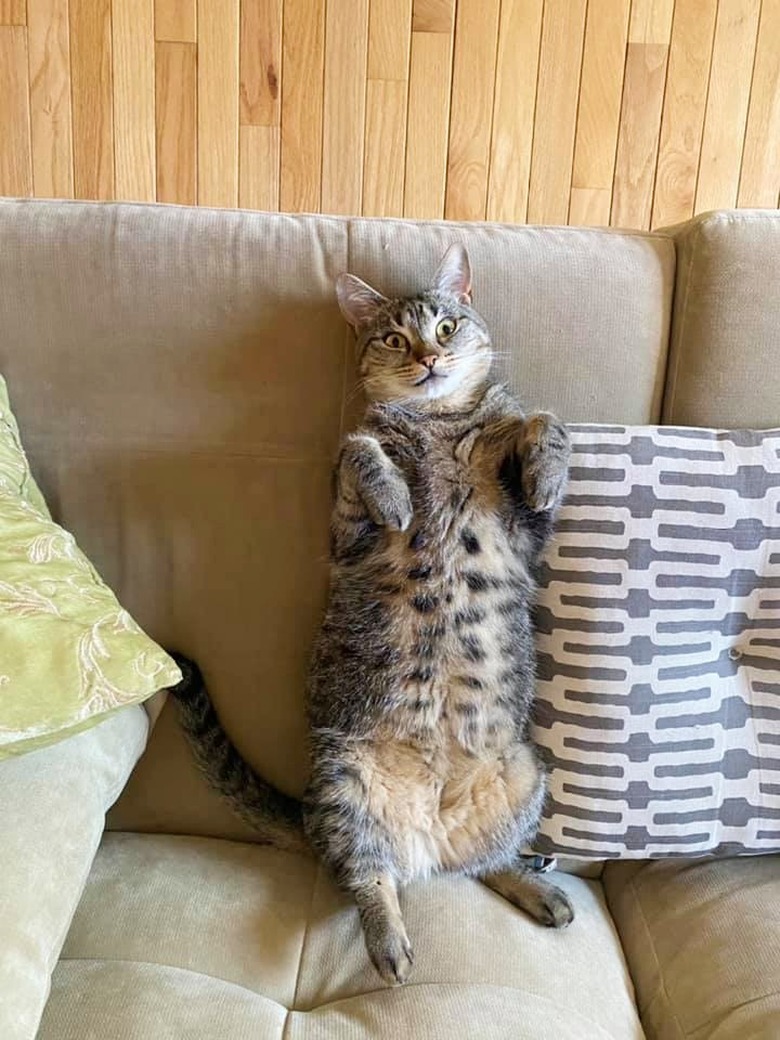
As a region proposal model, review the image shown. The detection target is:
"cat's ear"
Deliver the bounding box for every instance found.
[336,274,388,329]
[432,244,472,303]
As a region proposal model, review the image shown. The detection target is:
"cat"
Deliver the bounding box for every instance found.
[170,243,573,986]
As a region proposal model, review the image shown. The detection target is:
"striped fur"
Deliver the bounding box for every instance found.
[171,246,574,985]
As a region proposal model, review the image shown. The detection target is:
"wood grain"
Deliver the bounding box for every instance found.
[412,0,453,33]
[629,0,674,44]
[0,1,25,24]
[321,0,369,215]
[486,0,542,224]
[652,0,717,227]
[197,0,239,207]
[240,0,282,126]
[404,30,453,220]
[155,40,196,204]
[113,0,156,201]
[155,0,195,42]
[569,187,611,227]
[571,0,630,191]
[738,0,780,208]
[239,124,279,210]
[527,0,587,224]
[3,0,776,227]
[70,0,114,199]
[696,0,761,213]
[0,26,31,195]
[28,0,73,197]
[444,0,500,221]
[611,43,669,229]
[363,79,407,218]
[368,0,411,80]
[279,0,324,212]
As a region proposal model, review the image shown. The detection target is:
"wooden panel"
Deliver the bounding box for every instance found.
[628,0,674,44]
[527,0,587,225]
[321,0,368,215]
[368,0,411,80]
[696,0,761,213]
[363,79,406,217]
[0,26,31,195]
[239,124,279,210]
[412,0,453,33]
[571,0,630,190]
[0,1,26,24]
[652,0,717,227]
[569,187,611,227]
[5,0,776,227]
[69,0,114,199]
[486,0,542,224]
[113,0,155,201]
[197,0,239,207]
[444,0,500,221]
[279,0,324,212]
[28,0,73,197]
[240,0,282,126]
[611,43,668,229]
[404,31,453,219]
[738,0,780,208]
[155,41,196,205]
[155,0,195,42]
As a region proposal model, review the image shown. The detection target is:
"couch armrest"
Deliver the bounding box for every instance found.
[0,706,148,1040]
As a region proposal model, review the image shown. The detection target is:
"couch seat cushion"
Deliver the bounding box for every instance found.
[604,855,780,1039]
[39,833,644,1039]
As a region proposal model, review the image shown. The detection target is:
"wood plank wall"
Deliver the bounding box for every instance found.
[1,0,777,226]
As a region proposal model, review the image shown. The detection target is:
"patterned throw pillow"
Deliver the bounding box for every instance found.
[532,424,780,859]
[0,375,181,759]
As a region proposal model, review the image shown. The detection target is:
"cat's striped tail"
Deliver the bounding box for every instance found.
[167,653,310,856]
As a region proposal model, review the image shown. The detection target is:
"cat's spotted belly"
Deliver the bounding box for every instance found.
[349,734,543,883]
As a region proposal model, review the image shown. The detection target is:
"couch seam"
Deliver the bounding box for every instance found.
[662,216,708,423]
[55,956,287,1009]
[282,860,320,1036]
[627,875,688,1040]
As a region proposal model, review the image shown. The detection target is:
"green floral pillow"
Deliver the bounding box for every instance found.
[0,375,181,759]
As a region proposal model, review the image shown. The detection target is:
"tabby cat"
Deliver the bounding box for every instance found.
[171,244,573,986]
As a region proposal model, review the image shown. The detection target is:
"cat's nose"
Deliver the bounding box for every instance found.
[419,355,438,371]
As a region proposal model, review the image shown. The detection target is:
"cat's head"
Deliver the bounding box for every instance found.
[336,245,492,407]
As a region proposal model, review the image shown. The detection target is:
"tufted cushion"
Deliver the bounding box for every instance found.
[38,833,645,1039]
[532,424,780,859]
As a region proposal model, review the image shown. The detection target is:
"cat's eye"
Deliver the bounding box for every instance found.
[436,318,458,340]
[384,333,408,350]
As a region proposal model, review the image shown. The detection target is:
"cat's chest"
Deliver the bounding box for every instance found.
[389,424,504,535]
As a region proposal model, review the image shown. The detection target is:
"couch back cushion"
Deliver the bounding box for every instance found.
[0,200,673,837]
[662,210,780,428]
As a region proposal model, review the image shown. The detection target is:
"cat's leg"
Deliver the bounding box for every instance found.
[481,862,574,929]
[304,761,415,985]
[336,433,413,531]
[517,412,571,514]
[353,873,415,985]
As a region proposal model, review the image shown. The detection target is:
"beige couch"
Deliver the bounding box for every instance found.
[1,200,778,1040]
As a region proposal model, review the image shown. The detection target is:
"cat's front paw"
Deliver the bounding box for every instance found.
[520,413,570,513]
[364,477,414,531]
[365,921,415,985]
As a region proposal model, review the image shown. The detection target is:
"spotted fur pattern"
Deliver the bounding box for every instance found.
[172,245,574,985]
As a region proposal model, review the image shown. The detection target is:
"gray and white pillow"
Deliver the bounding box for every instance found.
[531,425,780,859]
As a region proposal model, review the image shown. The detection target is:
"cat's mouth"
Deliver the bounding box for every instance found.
[413,371,444,386]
